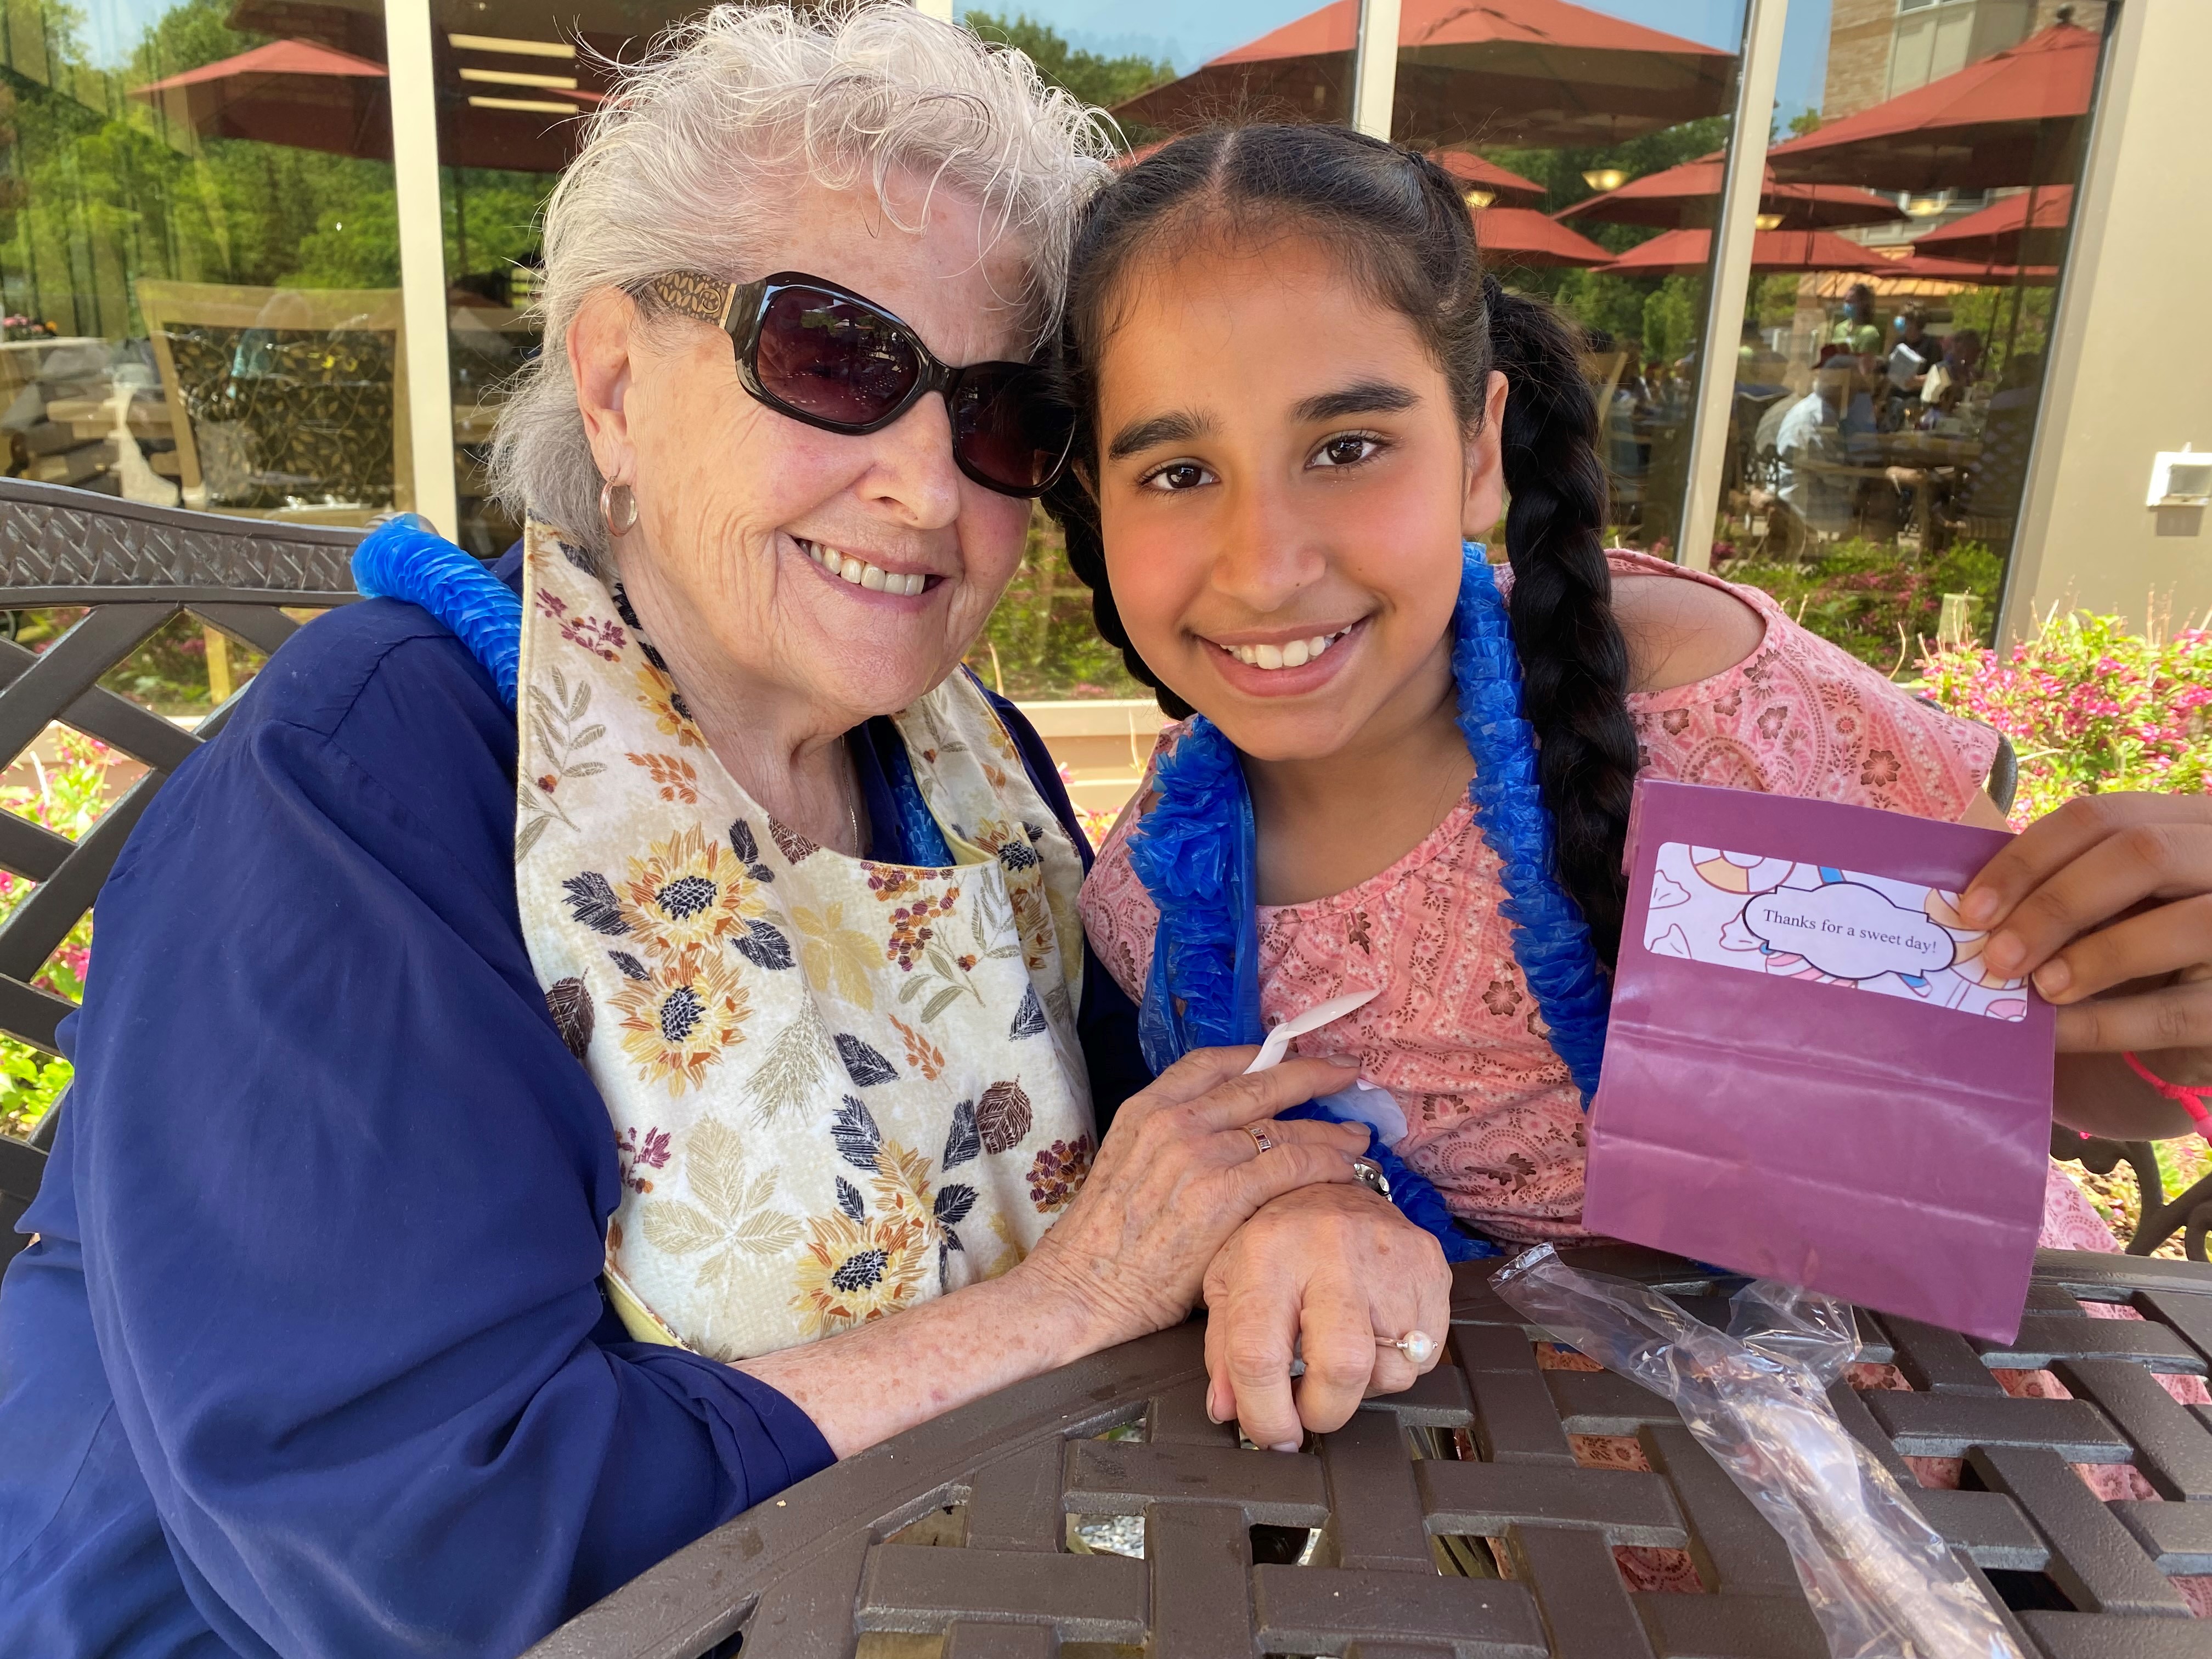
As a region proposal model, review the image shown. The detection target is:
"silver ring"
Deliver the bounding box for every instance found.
[1245,1124,1276,1155]
[1379,1329,1438,1367]
[1350,1156,1392,1199]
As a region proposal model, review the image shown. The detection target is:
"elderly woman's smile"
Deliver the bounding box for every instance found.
[567,172,1035,836]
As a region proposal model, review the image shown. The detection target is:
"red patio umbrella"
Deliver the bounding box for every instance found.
[1869,251,2058,285]
[1556,152,1898,230]
[132,38,390,160]
[1113,0,1734,149]
[1912,186,2072,266]
[1599,227,1889,278]
[133,36,597,172]
[1430,150,1546,207]
[1473,207,1610,268]
[1764,21,2100,193]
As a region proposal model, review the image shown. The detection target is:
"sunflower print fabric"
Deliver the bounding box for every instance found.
[512,522,1091,1362]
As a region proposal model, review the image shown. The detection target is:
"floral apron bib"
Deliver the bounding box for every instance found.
[512,523,1093,1361]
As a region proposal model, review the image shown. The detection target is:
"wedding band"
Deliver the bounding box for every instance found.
[1245,1124,1277,1154]
[1380,1329,1438,1368]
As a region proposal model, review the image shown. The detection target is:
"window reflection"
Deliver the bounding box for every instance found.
[0,0,404,523]
[1714,0,2106,669]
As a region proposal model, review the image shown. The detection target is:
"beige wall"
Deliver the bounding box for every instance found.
[2005,0,2212,642]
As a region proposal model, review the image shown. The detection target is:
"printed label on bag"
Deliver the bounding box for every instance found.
[1643,842,2028,1021]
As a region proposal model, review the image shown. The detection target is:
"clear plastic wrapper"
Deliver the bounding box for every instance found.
[1492,1246,2022,1659]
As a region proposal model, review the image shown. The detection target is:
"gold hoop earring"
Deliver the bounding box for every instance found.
[599,478,639,538]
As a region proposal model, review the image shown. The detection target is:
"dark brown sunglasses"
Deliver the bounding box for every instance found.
[638,269,1074,498]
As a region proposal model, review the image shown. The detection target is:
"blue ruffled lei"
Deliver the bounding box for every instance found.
[1125,544,1613,1263]
[351,516,523,710]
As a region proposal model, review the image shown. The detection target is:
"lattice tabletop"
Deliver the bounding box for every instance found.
[528,1246,2212,1659]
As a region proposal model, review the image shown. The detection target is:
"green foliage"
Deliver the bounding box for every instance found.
[962,12,1172,110]
[1921,607,2212,828]
[966,510,1143,702]
[1639,274,1701,365]
[1722,538,2006,673]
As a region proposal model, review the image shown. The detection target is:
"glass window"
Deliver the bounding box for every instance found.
[0,0,402,532]
[1386,0,1752,558]
[1707,0,2110,668]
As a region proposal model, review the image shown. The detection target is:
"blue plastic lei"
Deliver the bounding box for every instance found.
[1125,543,1613,1262]
[351,516,523,711]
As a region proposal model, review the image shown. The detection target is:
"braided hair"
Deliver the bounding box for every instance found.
[1045,123,1642,961]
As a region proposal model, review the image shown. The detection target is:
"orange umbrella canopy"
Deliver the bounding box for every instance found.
[1913,186,2072,266]
[1556,152,1899,230]
[1869,250,2058,286]
[1765,22,2099,192]
[1114,0,1734,149]
[1472,206,1610,269]
[1600,227,1889,278]
[133,38,391,159]
[1429,150,1546,207]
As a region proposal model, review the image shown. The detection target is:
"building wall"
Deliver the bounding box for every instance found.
[2005,0,2212,640]
[1823,0,2110,122]
[1824,0,1901,121]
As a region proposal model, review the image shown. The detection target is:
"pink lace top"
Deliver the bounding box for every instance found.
[1081,552,2005,1243]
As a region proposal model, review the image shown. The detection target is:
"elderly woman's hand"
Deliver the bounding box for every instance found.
[1018,1049,1370,1347]
[1961,792,2212,1138]
[1200,1183,1449,1451]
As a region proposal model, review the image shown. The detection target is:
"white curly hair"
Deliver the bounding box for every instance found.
[489,2,1118,559]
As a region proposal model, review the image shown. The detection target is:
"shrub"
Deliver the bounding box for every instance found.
[1723,539,2006,673]
[1920,608,2212,828]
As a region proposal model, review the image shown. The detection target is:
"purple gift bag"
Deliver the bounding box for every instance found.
[1583,779,2053,1344]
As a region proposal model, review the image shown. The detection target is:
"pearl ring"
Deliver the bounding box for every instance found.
[1383,1329,1438,1368]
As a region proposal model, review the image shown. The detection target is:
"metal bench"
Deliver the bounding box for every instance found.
[0,479,359,1267]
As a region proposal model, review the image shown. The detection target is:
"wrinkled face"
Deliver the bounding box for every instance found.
[573,173,1035,732]
[1091,232,1504,764]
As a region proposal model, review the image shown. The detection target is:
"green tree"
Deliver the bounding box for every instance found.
[962,12,1172,110]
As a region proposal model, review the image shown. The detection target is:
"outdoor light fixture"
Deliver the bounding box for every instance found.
[1903,192,1951,218]
[1465,189,1495,209]
[1582,168,1627,192]
[1754,212,1785,230]
[2147,447,2212,507]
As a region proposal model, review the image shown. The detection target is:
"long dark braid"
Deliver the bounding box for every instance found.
[1047,124,1641,960]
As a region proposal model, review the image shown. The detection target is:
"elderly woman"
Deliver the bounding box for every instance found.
[0,9,1450,1654]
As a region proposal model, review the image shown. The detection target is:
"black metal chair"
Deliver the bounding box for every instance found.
[0,479,360,1270]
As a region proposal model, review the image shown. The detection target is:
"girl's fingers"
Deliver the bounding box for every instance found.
[1980,822,2212,980]
[2055,978,2212,1055]
[1963,796,2209,931]
[2036,893,2212,1003]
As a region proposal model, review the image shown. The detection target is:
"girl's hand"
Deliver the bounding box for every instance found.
[1960,793,2212,1135]
[1017,1048,1369,1352]
[1199,1182,1449,1451]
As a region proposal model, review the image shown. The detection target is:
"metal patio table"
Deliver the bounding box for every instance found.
[532,1244,2212,1659]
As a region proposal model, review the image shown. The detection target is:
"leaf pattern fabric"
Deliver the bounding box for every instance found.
[511,523,1092,1361]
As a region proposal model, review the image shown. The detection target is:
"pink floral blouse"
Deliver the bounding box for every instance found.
[1082,551,2027,1244]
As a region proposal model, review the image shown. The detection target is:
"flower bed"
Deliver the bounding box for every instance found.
[0,730,115,1139]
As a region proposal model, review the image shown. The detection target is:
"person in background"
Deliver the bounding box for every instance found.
[1773,362,1857,538]
[1887,308,1938,394]
[1921,326,1983,415]
[1830,282,1882,357]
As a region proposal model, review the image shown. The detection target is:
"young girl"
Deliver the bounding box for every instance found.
[1048,125,2190,1268]
[1048,128,2212,1595]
